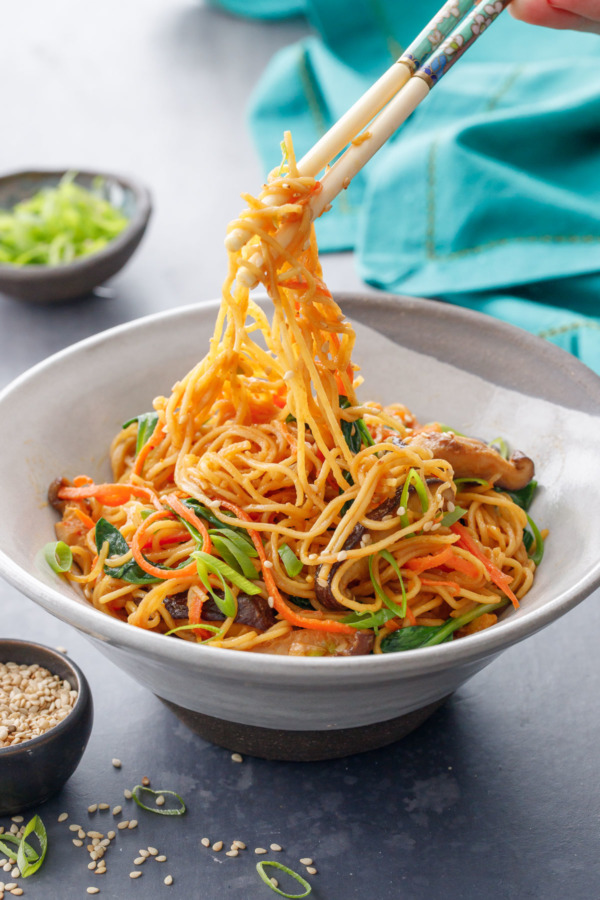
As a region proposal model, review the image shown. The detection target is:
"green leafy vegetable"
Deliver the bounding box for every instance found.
[286,595,314,610]
[132,785,186,816]
[399,469,429,529]
[497,479,538,512]
[183,499,249,537]
[379,548,408,618]
[95,518,161,584]
[368,555,405,620]
[437,424,466,436]
[256,861,312,898]
[278,544,303,577]
[16,815,47,878]
[339,395,374,453]
[441,506,468,527]
[122,412,159,458]
[43,540,72,574]
[454,477,490,487]
[341,607,398,631]
[526,513,544,566]
[490,436,509,459]
[191,550,261,619]
[381,599,508,652]
[0,173,128,266]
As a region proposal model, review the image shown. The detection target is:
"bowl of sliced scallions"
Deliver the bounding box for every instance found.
[0,169,151,302]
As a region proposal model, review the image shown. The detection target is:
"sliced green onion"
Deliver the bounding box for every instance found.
[191,551,261,597]
[381,599,508,652]
[526,513,544,566]
[0,834,39,863]
[379,549,408,618]
[341,607,397,630]
[210,533,258,580]
[209,527,257,557]
[454,477,490,487]
[256,861,311,898]
[192,555,237,619]
[490,436,509,459]
[278,543,303,577]
[441,506,468,527]
[164,622,224,638]
[356,418,375,447]
[43,540,72,574]
[437,423,465,436]
[17,815,47,878]
[368,555,405,620]
[399,469,429,529]
[122,412,160,458]
[132,785,186,816]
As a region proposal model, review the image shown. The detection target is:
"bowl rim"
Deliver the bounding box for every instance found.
[0,168,152,280]
[1,293,600,680]
[0,639,91,758]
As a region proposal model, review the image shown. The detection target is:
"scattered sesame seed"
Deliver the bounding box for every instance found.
[111,758,121,769]
[10,819,22,825]
[156,855,167,863]
[212,842,223,852]
[225,850,238,858]
[134,858,145,866]
[300,858,313,866]
[112,806,122,816]
[10,868,18,879]
[283,370,294,381]
[308,553,318,561]
[88,862,97,871]
[98,803,109,811]
[11,888,24,896]
[422,521,432,532]
[447,501,455,512]
[254,848,267,855]
[231,752,243,763]
[128,820,138,830]
[164,875,173,886]
[88,832,103,840]
[431,522,441,531]
[267,596,274,609]
[397,506,406,516]
[270,844,282,852]
[86,890,100,896]
[139,849,150,857]
[88,804,98,813]
[107,831,116,841]
[4,886,16,892]
[263,560,273,569]
[3,863,11,872]
[56,646,68,653]
[201,839,210,848]
[72,839,83,847]
[117,821,129,831]
[58,812,68,822]
[78,829,86,839]
[271,878,279,888]
[124,789,132,800]
[155,795,166,807]
[68,824,80,832]
[147,847,158,856]
[129,871,142,879]
[306,866,318,875]
[336,550,348,562]
[141,776,150,787]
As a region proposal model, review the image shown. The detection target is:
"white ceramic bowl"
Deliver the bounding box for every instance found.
[1,294,600,760]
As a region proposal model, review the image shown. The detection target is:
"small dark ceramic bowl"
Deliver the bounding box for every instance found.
[0,169,152,303]
[0,640,93,815]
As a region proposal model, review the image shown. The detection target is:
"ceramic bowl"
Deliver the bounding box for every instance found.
[0,640,93,815]
[0,293,599,761]
[0,169,152,303]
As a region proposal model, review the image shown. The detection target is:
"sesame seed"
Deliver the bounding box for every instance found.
[56,646,68,653]
[111,758,121,768]
[306,866,318,875]
[112,806,122,816]
[231,752,243,763]
[431,522,441,531]
[130,871,142,879]
[156,855,167,862]
[141,776,150,787]
[134,858,145,866]
[58,813,68,823]
[263,560,273,569]
[88,861,97,870]
[164,875,173,886]
[308,553,318,561]
[78,829,86,839]
[212,842,223,852]
[201,839,210,848]
[10,868,18,879]
[397,506,406,516]
[86,890,100,896]
[254,848,267,855]
[270,844,282,852]
[155,795,165,807]
[283,370,294,381]
[336,550,348,562]
[225,850,238,858]
[300,858,313,866]
[68,824,80,832]
[117,821,129,831]
[72,839,83,847]
[124,789,132,799]
[128,820,138,830]
[271,878,279,888]
[88,831,103,839]
[139,849,150,857]
[4,886,16,892]
[98,803,109,811]
[422,521,432,532]
[88,804,98,813]
[267,596,274,608]
[10,819,22,825]
[11,889,24,896]
[147,847,158,856]
[107,831,116,841]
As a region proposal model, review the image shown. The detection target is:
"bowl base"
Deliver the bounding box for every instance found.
[158,696,451,761]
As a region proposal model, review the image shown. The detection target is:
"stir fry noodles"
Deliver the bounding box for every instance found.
[47,134,544,656]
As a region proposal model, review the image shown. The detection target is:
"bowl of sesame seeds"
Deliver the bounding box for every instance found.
[0,640,93,815]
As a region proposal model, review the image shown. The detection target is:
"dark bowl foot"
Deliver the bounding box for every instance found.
[158,696,451,761]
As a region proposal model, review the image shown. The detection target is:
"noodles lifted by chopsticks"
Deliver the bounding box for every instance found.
[48,133,542,656]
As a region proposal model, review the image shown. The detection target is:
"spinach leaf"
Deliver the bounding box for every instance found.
[95,517,161,584]
[287,594,314,610]
[339,395,374,453]
[182,499,247,536]
[495,479,538,512]
[381,625,453,652]
[341,607,398,631]
[122,412,159,458]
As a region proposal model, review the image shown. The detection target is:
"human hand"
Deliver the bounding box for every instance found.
[509,0,600,33]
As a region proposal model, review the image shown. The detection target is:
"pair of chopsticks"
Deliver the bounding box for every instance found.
[307,0,512,219]
[231,0,511,284]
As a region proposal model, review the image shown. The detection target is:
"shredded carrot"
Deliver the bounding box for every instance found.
[70,507,95,530]
[73,475,94,487]
[59,482,162,510]
[130,510,198,580]
[220,500,355,635]
[133,421,165,477]
[404,546,454,574]
[420,577,461,593]
[443,552,480,580]
[450,523,519,609]
[164,494,212,556]
[404,605,417,626]
[187,590,211,639]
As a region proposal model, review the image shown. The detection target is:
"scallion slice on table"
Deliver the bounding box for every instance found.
[256,861,312,898]
[43,540,72,574]
[16,815,47,877]
[131,785,186,815]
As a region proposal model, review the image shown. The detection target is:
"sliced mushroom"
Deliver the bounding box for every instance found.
[253,628,374,656]
[48,477,71,514]
[315,477,456,612]
[164,591,276,631]
[405,431,534,491]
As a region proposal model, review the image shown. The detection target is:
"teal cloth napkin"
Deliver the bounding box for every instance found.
[244,1,600,372]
